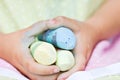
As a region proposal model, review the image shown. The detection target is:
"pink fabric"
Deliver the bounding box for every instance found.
[86,35,120,70]
[0,35,120,77]
[0,58,19,73]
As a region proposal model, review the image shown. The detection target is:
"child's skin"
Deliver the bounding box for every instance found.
[47,0,120,80]
[0,0,120,80]
[0,21,60,80]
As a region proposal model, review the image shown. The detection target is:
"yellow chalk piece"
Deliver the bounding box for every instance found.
[30,41,57,65]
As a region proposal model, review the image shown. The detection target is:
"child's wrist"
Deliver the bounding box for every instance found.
[0,33,5,58]
[86,16,111,41]
[82,21,103,43]
[0,33,4,44]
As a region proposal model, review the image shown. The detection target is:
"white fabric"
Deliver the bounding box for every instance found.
[67,63,120,80]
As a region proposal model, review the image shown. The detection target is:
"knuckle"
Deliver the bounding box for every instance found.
[57,16,66,21]
[54,16,66,25]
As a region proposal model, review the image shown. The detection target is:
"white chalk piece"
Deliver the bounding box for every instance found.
[56,50,75,71]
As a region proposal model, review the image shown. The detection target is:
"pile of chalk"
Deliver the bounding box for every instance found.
[30,26,76,71]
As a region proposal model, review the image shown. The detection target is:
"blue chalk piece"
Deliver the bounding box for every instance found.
[38,26,76,50]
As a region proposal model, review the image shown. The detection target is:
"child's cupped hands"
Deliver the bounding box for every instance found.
[0,20,60,80]
[46,16,101,80]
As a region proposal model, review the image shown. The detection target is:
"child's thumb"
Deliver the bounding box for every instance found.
[22,20,49,37]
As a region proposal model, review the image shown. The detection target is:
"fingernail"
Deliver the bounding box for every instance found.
[54,68,60,73]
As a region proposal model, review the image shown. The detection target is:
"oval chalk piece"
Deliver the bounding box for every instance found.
[30,41,57,65]
[38,26,76,50]
[56,50,75,71]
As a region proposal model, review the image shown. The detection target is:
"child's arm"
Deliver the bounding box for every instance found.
[0,21,60,80]
[46,1,120,80]
[87,0,120,40]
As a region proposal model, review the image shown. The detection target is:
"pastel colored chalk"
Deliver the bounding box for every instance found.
[30,41,57,65]
[35,37,39,42]
[38,26,76,50]
[56,50,75,71]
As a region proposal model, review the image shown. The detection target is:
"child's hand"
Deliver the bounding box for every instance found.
[46,16,101,80]
[0,21,60,80]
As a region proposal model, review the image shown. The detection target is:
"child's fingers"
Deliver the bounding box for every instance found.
[17,61,59,80]
[27,73,59,80]
[22,16,81,38]
[21,49,60,75]
[57,54,87,80]
[57,36,93,80]
[26,60,60,75]
[22,20,49,37]
[47,16,82,32]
